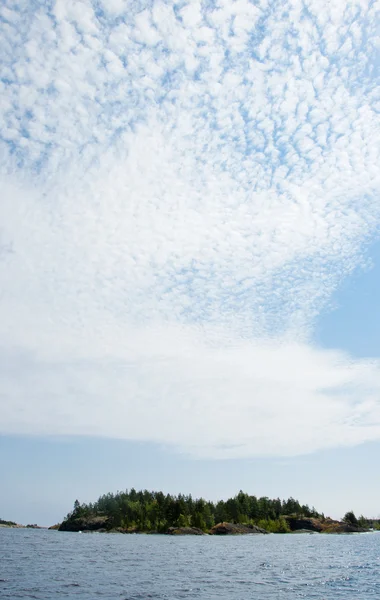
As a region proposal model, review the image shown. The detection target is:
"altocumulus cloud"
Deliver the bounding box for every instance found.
[1,0,380,457]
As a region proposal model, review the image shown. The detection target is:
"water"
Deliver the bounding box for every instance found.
[1,529,380,599]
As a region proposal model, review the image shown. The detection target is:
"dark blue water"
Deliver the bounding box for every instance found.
[1,529,380,599]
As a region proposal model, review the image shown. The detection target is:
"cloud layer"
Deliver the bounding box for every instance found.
[1,0,380,457]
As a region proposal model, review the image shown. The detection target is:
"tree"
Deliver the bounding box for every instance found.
[358,514,368,528]
[177,513,190,527]
[60,488,323,534]
[192,512,206,531]
[71,499,86,518]
[214,500,227,523]
[343,511,358,526]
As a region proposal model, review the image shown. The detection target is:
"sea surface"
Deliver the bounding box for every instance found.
[1,528,380,599]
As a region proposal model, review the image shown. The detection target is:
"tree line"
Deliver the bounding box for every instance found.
[0,518,17,526]
[65,489,321,533]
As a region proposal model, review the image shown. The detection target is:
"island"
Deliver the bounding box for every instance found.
[0,518,23,529]
[0,519,47,529]
[2,491,377,535]
[53,489,378,535]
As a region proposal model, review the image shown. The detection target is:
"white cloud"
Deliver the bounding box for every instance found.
[2,314,380,459]
[0,0,380,458]
[97,0,127,17]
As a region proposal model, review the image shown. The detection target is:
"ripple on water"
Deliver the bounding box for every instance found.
[1,530,380,599]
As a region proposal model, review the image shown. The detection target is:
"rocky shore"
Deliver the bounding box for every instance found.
[58,516,110,532]
[284,516,367,534]
[56,516,271,534]
[167,527,205,535]
[54,515,370,535]
[1,515,369,535]
[209,522,268,535]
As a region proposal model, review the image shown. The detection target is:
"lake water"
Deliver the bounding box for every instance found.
[1,529,380,599]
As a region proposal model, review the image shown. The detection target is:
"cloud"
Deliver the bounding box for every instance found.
[2,318,380,458]
[0,0,380,458]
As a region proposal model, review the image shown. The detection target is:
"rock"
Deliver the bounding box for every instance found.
[209,522,268,535]
[48,524,61,530]
[107,527,142,534]
[284,516,367,534]
[166,527,205,535]
[291,529,319,534]
[322,522,367,534]
[58,516,110,532]
[284,517,323,532]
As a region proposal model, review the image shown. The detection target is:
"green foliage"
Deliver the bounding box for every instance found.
[276,517,292,533]
[358,514,368,528]
[343,511,358,526]
[257,518,291,533]
[192,512,207,531]
[0,518,17,526]
[61,489,321,533]
[177,513,190,528]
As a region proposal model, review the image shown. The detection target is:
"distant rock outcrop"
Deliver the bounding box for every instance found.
[291,529,318,534]
[321,519,367,534]
[284,517,323,532]
[209,522,268,535]
[166,526,205,535]
[0,520,24,529]
[58,516,110,532]
[285,516,367,534]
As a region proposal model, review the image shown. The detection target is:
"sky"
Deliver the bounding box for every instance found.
[0,0,380,525]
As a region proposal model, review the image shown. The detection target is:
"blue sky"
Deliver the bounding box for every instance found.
[1,0,380,524]
[317,240,380,358]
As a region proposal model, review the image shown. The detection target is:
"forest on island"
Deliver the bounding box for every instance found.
[0,518,17,527]
[64,489,322,533]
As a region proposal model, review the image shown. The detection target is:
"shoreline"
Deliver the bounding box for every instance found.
[1,525,377,536]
